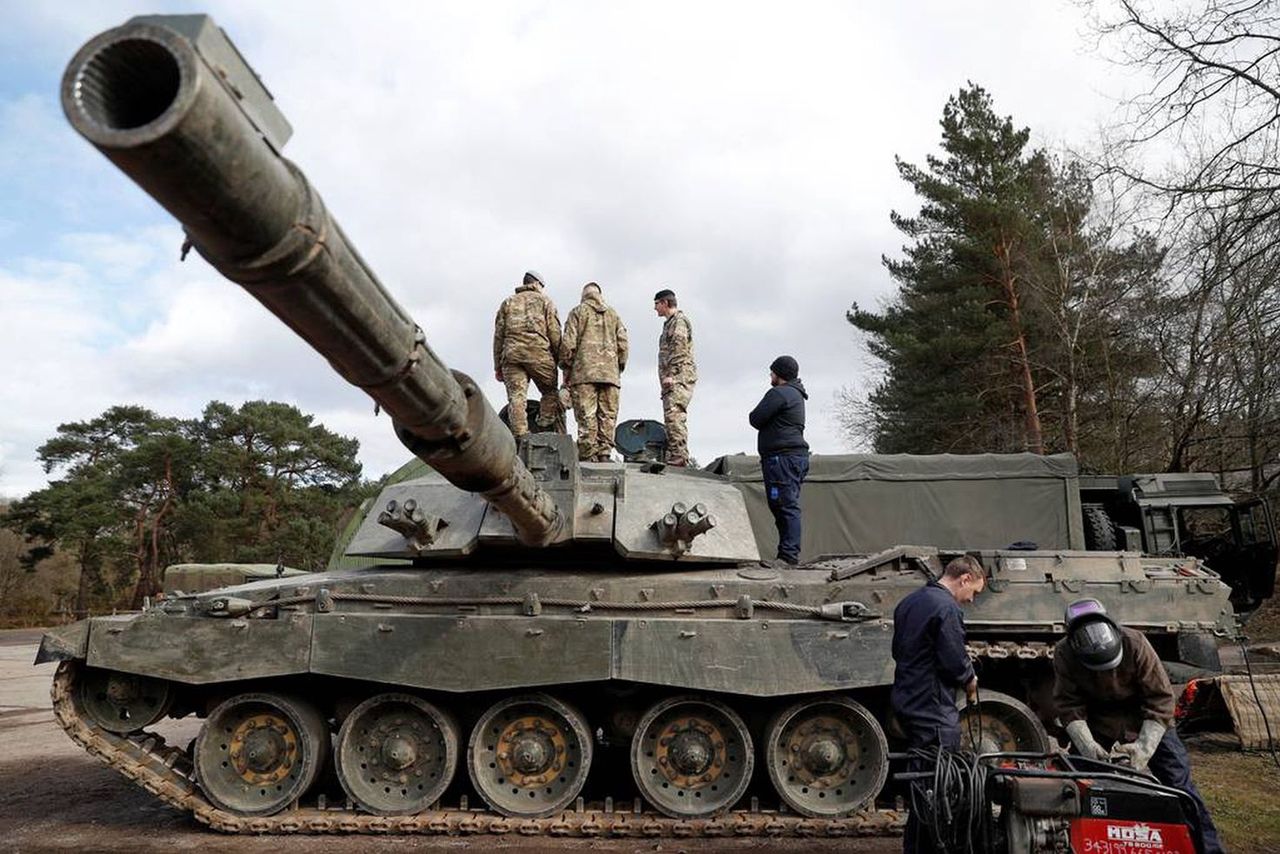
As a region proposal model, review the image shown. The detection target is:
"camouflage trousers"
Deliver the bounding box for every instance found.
[661,381,694,465]
[570,383,620,461]
[502,358,561,437]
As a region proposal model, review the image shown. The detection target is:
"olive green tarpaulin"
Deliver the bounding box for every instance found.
[706,453,1085,561]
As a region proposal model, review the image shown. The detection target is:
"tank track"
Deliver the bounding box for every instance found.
[51,661,906,837]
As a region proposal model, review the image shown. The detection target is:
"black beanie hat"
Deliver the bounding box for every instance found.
[770,355,799,382]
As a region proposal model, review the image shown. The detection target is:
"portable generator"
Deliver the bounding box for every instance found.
[897,750,1205,854]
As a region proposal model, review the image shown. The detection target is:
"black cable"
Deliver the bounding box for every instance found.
[1237,631,1280,770]
[905,746,989,854]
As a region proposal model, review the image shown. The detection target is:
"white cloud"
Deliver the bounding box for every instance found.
[2,0,1153,497]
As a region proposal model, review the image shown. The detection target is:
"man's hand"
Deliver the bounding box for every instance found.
[1112,720,1165,771]
[1064,720,1109,761]
[1109,741,1138,766]
[494,369,503,382]
[965,676,979,702]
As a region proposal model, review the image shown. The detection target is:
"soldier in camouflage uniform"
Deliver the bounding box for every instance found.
[493,271,563,437]
[654,288,696,466]
[560,282,629,461]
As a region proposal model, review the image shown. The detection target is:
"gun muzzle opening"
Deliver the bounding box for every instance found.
[72,37,181,133]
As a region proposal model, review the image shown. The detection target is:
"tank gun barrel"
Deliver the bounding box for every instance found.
[60,16,562,545]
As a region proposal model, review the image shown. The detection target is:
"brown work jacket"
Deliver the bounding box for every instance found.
[1052,626,1175,745]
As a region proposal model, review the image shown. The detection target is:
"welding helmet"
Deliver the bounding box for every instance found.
[1064,598,1123,672]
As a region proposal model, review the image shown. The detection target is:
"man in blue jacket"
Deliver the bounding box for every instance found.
[748,356,810,565]
[891,554,985,852]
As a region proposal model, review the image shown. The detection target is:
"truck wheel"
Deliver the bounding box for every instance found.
[1083,504,1117,551]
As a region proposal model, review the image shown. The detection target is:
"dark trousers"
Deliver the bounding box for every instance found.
[762,453,809,562]
[1146,729,1222,854]
[902,725,960,854]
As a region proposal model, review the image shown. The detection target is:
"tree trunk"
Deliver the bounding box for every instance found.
[996,236,1044,454]
[132,458,174,609]
[74,540,93,616]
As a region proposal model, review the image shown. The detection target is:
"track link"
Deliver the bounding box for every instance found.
[51,661,905,837]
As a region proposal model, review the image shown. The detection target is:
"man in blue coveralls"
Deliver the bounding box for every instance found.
[891,554,986,853]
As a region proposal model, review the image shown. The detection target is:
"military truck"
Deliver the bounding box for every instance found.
[712,454,1277,615]
[1080,473,1277,614]
[36,14,1237,839]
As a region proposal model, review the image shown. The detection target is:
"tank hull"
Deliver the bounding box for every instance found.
[39,548,1233,833]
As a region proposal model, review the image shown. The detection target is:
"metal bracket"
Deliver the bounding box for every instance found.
[818,601,877,622]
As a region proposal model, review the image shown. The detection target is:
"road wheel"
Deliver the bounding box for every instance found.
[467,694,592,817]
[959,689,1050,754]
[764,695,888,816]
[631,695,753,818]
[194,692,329,816]
[335,693,458,815]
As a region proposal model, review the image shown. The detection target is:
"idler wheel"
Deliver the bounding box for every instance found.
[957,689,1049,754]
[76,666,172,734]
[467,694,592,818]
[764,695,888,817]
[194,692,329,816]
[335,693,458,815]
[631,695,753,818]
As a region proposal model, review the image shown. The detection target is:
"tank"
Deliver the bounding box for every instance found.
[37,14,1238,838]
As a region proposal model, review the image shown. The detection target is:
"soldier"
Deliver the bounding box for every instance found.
[891,555,984,853]
[1055,599,1222,853]
[560,282,629,461]
[493,271,563,438]
[653,288,696,466]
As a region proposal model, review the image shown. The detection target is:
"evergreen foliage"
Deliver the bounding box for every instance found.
[848,85,1167,464]
[5,401,373,614]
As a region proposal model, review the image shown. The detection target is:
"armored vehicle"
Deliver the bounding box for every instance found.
[38,14,1236,838]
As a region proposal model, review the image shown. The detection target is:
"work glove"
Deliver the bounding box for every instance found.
[1065,720,1108,761]
[1110,720,1166,771]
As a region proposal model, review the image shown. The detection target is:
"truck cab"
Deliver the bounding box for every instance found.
[1080,472,1278,614]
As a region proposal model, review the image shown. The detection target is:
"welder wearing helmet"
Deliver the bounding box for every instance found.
[1053,598,1222,854]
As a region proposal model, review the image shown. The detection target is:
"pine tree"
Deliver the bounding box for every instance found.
[849,84,1047,453]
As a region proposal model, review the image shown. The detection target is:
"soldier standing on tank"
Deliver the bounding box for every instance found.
[493,271,563,438]
[1054,599,1223,853]
[654,288,696,466]
[560,282,629,461]
[748,356,810,565]
[890,555,985,853]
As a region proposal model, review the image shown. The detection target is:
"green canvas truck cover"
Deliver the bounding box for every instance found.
[707,452,1085,561]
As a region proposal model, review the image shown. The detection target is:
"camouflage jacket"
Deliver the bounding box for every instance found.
[658,310,696,386]
[560,292,629,386]
[493,283,562,370]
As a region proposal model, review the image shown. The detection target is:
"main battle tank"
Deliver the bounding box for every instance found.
[38,14,1237,838]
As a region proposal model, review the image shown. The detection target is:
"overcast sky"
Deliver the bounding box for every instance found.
[0,1,1139,497]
